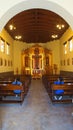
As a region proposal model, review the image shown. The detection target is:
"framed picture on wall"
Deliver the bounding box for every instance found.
[0,58,3,66]
[67,58,70,65]
[46,57,49,65]
[72,58,73,65]
[60,60,62,66]
[64,60,65,66]
[60,60,63,66]
[25,56,29,67]
[8,60,10,66]
[4,59,7,66]
[11,60,12,66]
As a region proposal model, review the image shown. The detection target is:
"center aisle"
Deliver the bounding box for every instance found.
[1,79,73,130]
[27,79,50,108]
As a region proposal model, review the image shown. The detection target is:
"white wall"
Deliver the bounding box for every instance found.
[0,0,73,31]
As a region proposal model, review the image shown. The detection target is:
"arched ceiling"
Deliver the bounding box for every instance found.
[4,9,69,43]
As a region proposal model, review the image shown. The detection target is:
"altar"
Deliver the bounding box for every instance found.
[21,44,53,77]
[32,69,43,79]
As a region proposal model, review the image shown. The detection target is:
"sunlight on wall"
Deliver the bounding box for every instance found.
[0,29,14,72]
[60,27,73,71]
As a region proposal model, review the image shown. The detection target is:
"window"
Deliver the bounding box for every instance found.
[0,37,5,52]
[69,38,73,52]
[6,42,10,55]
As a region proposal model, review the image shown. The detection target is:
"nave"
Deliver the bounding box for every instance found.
[0,79,73,130]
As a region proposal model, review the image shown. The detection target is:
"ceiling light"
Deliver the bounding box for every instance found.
[9,24,16,30]
[51,34,58,39]
[15,35,22,40]
[56,24,64,30]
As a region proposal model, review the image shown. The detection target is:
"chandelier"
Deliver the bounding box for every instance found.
[51,34,58,39]
[56,24,64,30]
[15,35,22,40]
[9,24,16,30]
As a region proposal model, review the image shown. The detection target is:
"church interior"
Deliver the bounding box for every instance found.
[0,9,72,78]
[0,3,73,130]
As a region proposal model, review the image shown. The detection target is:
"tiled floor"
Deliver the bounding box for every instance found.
[0,79,73,130]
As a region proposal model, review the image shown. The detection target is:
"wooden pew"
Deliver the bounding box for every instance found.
[43,75,73,93]
[0,84,25,104]
[48,79,73,93]
[0,75,31,103]
[50,84,73,103]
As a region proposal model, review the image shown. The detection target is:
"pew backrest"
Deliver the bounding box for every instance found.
[0,84,24,91]
[52,84,73,91]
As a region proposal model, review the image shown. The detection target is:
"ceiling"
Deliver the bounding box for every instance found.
[4,9,69,43]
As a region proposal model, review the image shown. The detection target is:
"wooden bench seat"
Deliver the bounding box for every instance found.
[0,84,25,104]
[50,84,73,103]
